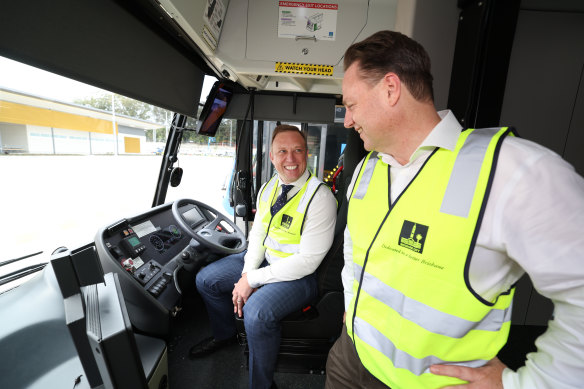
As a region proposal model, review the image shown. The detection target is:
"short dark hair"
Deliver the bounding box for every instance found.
[271,124,307,148]
[344,30,434,102]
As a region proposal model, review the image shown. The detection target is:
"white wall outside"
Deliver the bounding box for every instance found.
[90,132,116,154]
[53,127,91,154]
[27,125,54,154]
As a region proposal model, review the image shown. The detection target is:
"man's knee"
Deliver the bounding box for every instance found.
[243,301,279,331]
[195,265,217,293]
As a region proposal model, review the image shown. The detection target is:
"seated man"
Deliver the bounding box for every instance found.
[190,124,337,389]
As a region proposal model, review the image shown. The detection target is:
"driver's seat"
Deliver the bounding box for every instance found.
[235,130,366,373]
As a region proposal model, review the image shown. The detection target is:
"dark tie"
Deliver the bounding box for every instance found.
[271,184,294,216]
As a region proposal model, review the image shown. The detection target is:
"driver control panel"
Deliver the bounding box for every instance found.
[148,271,173,297]
[102,213,188,302]
[134,260,162,285]
[121,232,146,257]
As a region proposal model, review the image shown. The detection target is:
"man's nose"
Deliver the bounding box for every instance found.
[344,111,354,129]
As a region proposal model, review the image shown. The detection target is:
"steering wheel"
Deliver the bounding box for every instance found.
[172,198,247,255]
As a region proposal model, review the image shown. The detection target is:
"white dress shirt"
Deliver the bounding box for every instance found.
[342,110,584,388]
[243,169,337,288]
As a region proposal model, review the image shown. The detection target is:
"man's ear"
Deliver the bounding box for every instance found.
[269,150,274,164]
[383,72,401,107]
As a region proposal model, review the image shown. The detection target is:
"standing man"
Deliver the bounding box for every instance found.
[190,124,337,389]
[326,30,584,388]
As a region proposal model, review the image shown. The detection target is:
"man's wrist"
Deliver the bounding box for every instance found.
[246,269,260,289]
[241,272,249,287]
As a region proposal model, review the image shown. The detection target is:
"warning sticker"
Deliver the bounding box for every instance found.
[203,0,226,45]
[275,62,334,76]
[278,1,338,40]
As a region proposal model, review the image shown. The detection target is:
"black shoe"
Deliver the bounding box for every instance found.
[188,335,237,358]
[270,381,278,389]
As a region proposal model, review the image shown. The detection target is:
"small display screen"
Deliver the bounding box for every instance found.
[196,82,234,137]
[183,207,205,228]
[128,236,141,247]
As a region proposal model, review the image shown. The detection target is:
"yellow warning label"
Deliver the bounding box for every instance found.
[275,62,334,77]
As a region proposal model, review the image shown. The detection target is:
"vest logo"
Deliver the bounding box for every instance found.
[398,220,428,254]
[281,214,293,229]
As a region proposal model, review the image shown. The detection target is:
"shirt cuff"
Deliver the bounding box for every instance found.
[246,268,264,288]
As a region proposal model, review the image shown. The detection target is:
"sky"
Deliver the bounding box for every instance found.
[0,56,215,106]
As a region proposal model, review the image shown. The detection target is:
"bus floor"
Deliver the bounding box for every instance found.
[167,291,327,389]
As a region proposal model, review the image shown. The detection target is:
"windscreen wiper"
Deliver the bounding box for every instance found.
[0,251,43,268]
[0,263,47,287]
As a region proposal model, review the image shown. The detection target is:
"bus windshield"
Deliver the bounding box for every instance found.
[0,57,227,289]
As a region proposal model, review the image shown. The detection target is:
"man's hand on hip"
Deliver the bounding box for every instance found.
[430,357,506,389]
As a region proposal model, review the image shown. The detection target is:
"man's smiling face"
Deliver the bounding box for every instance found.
[342,63,391,153]
[269,130,308,184]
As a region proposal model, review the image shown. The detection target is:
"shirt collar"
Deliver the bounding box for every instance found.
[379,109,463,167]
[277,169,310,189]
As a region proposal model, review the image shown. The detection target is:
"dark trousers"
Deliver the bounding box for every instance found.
[196,251,318,389]
[326,323,390,389]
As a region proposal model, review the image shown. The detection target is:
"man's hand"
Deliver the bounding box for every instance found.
[232,273,256,317]
[430,357,506,389]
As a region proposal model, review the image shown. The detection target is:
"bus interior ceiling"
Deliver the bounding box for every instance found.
[1,0,584,388]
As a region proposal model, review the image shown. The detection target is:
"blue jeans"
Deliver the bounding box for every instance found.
[195,251,318,389]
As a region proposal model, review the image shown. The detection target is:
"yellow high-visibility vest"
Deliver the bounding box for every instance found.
[346,127,515,389]
[258,174,324,258]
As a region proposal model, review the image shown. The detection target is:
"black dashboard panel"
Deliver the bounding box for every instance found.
[98,204,198,310]
[94,201,237,337]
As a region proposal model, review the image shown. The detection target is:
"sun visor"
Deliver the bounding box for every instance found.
[225,93,336,124]
[0,0,204,117]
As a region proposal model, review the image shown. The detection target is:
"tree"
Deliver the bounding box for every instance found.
[74,93,170,123]
[145,127,167,142]
[75,93,173,143]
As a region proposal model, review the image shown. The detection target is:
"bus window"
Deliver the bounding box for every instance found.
[321,123,349,188]
[306,124,323,178]
[258,121,346,185]
[164,115,237,215]
[0,57,176,289]
[307,123,347,184]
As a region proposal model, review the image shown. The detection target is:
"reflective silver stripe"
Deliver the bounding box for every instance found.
[353,263,511,338]
[354,262,363,281]
[264,235,299,254]
[354,317,487,376]
[296,177,322,212]
[261,177,278,203]
[352,152,379,200]
[440,128,501,217]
